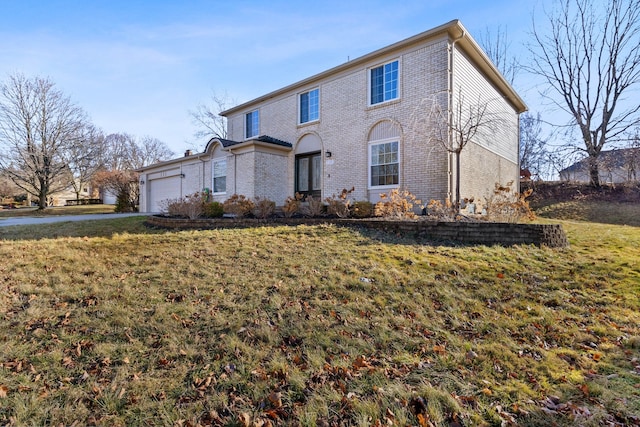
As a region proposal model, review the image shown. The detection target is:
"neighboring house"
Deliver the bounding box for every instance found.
[138,20,526,213]
[46,183,94,207]
[559,148,640,184]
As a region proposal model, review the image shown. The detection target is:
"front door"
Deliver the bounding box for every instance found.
[295,152,321,198]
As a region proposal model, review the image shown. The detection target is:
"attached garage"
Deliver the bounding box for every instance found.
[146,169,183,213]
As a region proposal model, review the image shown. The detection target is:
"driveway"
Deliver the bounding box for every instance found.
[0,212,149,227]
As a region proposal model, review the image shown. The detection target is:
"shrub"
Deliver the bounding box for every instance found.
[160,192,205,219]
[325,187,354,218]
[223,194,255,218]
[282,193,303,218]
[426,199,457,221]
[253,196,276,219]
[303,195,325,217]
[352,201,374,218]
[374,189,421,219]
[202,201,224,218]
[483,181,536,223]
[115,191,135,213]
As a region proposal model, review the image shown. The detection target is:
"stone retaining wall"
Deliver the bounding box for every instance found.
[145,216,569,248]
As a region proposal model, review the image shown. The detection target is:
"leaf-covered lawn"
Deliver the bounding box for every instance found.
[0,219,639,426]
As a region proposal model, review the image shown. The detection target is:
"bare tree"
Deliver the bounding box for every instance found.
[528,0,640,187]
[0,171,21,200]
[622,129,640,181]
[95,132,174,211]
[412,89,499,209]
[519,112,549,179]
[479,26,519,85]
[134,135,175,169]
[101,132,138,171]
[62,124,106,202]
[0,74,89,209]
[189,90,234,140]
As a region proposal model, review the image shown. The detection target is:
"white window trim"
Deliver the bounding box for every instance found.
[367,58,401,107]
[298,87,320,125]
[368,137,400,190]
[245,109,259,140]
[212,157,227,195]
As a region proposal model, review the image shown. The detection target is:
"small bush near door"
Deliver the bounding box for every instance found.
[223,194,255,218]
[253,197,276,219]
[352,201,374,218]
[203,201,224,218]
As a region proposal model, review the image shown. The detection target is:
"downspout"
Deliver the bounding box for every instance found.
[198,155,207,199]
[448,29,465,206]
[516,114,521,194]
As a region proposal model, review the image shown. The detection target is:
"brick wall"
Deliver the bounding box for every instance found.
[224,35,519,209]
[145,216,569,248]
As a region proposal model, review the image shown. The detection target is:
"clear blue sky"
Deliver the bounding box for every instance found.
[0,0,549,155]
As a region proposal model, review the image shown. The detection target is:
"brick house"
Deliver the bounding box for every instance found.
[559,148,640,184]
[138,20,526,213]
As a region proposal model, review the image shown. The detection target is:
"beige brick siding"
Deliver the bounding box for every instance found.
[225,37,459,206]
[137,23,523,213]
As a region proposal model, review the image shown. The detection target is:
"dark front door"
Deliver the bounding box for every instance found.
[295,152,321,198]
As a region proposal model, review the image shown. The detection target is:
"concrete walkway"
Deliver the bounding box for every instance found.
[0,212,149,227]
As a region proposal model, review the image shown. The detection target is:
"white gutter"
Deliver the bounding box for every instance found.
[448,29,465,204]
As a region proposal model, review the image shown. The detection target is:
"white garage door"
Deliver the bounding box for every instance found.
[148,175,181,213]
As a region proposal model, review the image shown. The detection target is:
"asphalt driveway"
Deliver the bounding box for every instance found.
[0,212,148,227]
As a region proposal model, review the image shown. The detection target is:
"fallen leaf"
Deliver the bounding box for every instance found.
[267,391,282,408]
[238,412,251,427]
[433,345,446,355]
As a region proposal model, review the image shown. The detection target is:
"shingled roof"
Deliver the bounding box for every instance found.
[204,135,292,153]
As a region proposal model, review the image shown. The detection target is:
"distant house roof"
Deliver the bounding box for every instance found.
[560,148,640,174]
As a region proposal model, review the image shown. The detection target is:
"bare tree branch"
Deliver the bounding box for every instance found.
[189,90,234,141]
[527,0,640,186]
[410,89,503,209]
[0,74,88,209]
[478,25,519,85]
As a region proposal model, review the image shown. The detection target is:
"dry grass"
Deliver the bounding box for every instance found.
[535,201,640,227]
[0,204,115,218]
[0,216,639,426]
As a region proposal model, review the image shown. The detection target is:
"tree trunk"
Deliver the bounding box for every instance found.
[588,154,600,187]
[455,151,461,210]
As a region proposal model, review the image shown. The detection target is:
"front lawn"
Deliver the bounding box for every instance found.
[0,204,116,219]
[0,217,638,425]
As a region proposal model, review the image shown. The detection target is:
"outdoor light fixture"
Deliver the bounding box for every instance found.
[325,151,332,158]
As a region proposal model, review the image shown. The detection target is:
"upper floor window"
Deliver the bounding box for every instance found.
[370,60,399,105]
[245,110,259,139]
[299,88,319,124]
[212,158,227,194]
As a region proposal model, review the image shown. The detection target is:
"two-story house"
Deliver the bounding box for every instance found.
[138,20,526,213]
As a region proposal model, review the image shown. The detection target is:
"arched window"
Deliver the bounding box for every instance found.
[368,121,401,188]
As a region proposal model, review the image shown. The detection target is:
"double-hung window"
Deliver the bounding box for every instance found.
[369,140,399,187]
[370,60,399,105]
[212,158,227,194]
[245,110,259,139]
[299,88,319,124]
